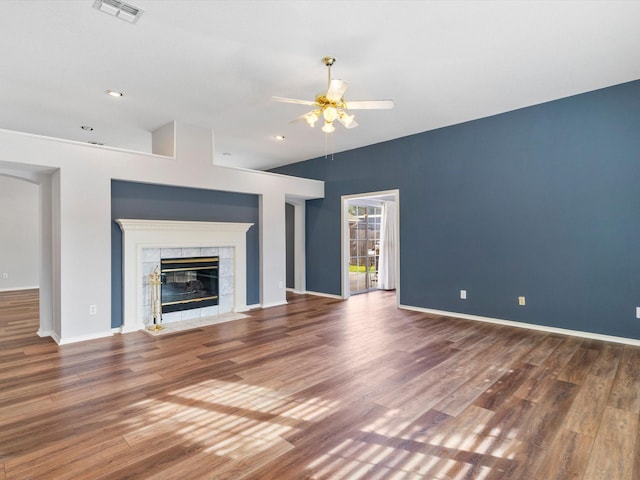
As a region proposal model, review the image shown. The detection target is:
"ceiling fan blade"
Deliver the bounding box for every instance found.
[326,79,348,101]
[289,113,311,124]
[344,100,394,110]
[272,96,316,106]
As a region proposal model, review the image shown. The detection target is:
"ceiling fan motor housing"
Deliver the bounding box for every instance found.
[323,56,336,67]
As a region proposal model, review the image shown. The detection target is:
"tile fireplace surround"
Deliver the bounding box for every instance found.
[116,219,254,333]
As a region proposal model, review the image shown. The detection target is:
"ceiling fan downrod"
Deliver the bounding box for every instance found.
[323,56,336,88]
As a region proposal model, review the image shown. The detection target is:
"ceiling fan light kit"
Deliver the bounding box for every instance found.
[273,56,393,135]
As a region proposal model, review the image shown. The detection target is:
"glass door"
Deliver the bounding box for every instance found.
[348,204,381,294]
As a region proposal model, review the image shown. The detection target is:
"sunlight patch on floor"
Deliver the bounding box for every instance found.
[304,403,517,478]
[307,438,493,479]
[121,379,338,461]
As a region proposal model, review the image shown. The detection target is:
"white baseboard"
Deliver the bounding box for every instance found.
[49,331,61,344]
[286,288,309,295]
[261,300,288,309]
[120,323,145,334]
[303,290,344,300]
[38,329,53,339]
[56,330,114,345]
[0,285,39,292]
[400,304,640,347]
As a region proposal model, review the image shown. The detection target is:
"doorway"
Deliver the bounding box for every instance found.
[342,190,399,302]
[0,168,56,340]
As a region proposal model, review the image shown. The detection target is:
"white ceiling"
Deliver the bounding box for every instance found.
[1,1,639,171]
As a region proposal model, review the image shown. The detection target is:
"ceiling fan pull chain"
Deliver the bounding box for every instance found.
[331,133,334,161]
[323,130,335,160]
[325,131,328,158]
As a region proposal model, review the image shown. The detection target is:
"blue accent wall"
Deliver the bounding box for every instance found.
[111,180,259,328]
[271,79,640,339]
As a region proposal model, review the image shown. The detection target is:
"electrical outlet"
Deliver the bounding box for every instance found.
[89,305,97,315]
[278,281,284,289]
[2,273,8,279]
[460,290,467,299]
[636,307,640,319]
[518,296,526,306]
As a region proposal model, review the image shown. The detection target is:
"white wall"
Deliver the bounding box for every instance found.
[0,123,324,343]
[0,175,39,290]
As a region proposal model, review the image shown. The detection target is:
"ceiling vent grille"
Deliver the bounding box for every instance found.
[93,0,144,24]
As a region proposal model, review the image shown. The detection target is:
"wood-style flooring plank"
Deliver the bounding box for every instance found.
[557,346,601,384]
[532,428,594,480]
[608,345,640,414]
[564,373,615,437]
[583,406,638,480]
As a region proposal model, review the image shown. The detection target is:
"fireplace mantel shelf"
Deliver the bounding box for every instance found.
[116,219,254,233]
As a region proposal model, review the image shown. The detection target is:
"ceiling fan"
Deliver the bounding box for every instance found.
[272,56,394,134]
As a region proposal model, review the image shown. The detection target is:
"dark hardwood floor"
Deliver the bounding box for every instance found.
[1,288,639,479]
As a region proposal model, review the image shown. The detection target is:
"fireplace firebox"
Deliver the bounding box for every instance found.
[160,256,219,313]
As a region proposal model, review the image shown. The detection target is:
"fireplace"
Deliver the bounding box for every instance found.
[115,219,253,333]
[161,256,219,313]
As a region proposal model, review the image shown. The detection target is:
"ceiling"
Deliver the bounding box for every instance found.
[1,1,639,171]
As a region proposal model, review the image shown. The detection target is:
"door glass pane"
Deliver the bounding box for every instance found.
[348,203,382,294]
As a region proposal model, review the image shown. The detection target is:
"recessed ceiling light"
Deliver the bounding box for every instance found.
[106,90,123,97]
[81,125,94,131]
[273,135,285,141]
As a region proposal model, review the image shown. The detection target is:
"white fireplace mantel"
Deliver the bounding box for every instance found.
[116,219,254,333]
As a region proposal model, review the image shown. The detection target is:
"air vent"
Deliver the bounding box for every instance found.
[93,0,144,23]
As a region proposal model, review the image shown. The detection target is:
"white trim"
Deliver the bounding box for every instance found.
[261,300,289,309]
[246,303,261,310]
[284,199,307,295]
[341,189,400,304]
[400,304,640,347]
[43,329,113,345]
[293,202,306,294]
[115,219,253,233]
[287,288,306,294]
[304,290,343,300]
[56,330,114,345]
[0,285,39,292]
